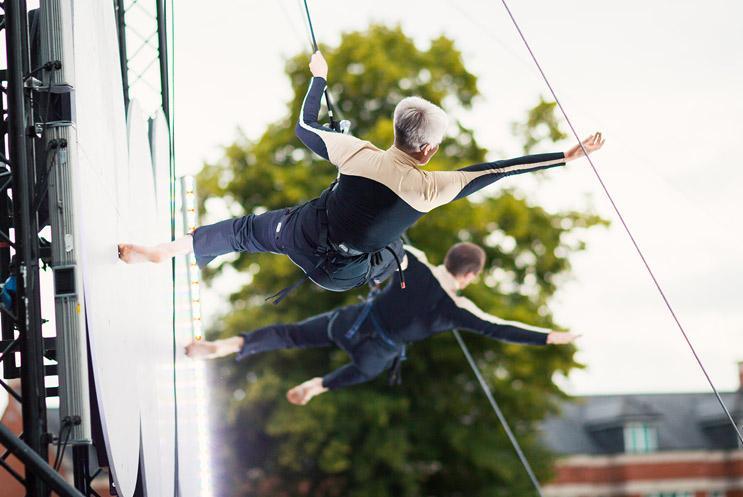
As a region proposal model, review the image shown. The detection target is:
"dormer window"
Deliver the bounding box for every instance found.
[623,422,657,453]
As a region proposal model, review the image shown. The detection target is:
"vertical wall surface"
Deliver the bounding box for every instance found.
[72,0,138,494]
[71,2,176,496]
[141,108,176,497]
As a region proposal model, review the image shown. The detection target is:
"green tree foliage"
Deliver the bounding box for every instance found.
[197,24,605,497]
[511,96,568,154]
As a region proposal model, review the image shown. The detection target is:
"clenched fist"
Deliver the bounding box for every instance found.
[309,51,328,79]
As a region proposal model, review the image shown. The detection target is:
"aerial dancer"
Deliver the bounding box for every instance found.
[118,51,605,299]
[184,242,578,405]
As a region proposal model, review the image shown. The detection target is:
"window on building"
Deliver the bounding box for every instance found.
[624,422,658,453]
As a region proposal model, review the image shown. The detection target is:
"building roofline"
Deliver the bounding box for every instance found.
[554,449,743,466]
[568,390,740,399]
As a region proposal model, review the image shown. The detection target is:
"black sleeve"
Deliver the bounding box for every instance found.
[445,298,549,345]
[295,76,335,160]
[453,152,566,200]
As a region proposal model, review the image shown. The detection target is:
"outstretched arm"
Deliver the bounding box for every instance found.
[445,296,577,345]
[454,132,605,200]
[295,51,368,167]
[426,132,605,208]
[453,151,567,201]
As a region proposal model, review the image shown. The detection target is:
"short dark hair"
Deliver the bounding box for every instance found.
[444,242,486,278]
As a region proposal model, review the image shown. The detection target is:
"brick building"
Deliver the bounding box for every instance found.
[541,365,743,497]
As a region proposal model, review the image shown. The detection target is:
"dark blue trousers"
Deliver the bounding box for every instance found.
[236,304,402,390]
[191,199,404,293]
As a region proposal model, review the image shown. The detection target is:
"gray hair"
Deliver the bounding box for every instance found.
[393,97,448,154]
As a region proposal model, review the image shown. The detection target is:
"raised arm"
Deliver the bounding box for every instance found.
[295,51,368,167]
[295,73,334,160]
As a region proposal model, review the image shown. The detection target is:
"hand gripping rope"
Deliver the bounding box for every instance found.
[301,0,351,134]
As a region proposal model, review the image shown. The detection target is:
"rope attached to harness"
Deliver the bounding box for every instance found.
[453,329,544,496]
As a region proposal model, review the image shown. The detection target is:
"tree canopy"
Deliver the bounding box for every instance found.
[197,24,605,497]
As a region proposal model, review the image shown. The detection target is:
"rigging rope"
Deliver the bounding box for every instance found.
[399,233,543,493]
[301,0,340,130]
[166,1,181,495]
[453,330,545,496]
[496,0,743,445]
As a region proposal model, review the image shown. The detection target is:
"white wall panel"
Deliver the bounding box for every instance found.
[71,3,175,496]
[143,109,176,497]
[72,1,138,495]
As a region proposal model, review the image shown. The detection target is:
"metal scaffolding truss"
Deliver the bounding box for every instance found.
[0,1,171,496]
[115,0,170,118]
[0,0,82,495]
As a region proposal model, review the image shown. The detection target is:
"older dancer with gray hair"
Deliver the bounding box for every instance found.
[120,52,604,300]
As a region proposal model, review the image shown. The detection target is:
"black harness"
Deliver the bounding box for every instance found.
[266,182,406,304]
[329,288,408,386]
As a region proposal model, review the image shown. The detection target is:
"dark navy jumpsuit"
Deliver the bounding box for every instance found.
[236,247,552,390]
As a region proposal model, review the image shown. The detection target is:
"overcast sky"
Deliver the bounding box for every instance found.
[172,0,743,396]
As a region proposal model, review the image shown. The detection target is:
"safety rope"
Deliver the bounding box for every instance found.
[496,0,743,445]
[166,1,181,495]
[301,0,339,130]
[399,233,543,491]
[453,330,545,497]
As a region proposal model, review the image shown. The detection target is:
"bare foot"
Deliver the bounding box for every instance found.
[185,340,218,359]
[287,385,309,405]
[118,243,162,264]
[286,378,327,405]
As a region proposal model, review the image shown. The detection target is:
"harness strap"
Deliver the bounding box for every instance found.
[344,300,374,340]
[367,310,394,348]
[314,180,338,254]
[367,307,407,386]
[265,256,325,305]
[325,310,339,342]
[344,287,380,339]
[264,276,307,305]
[387,348,407,386]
